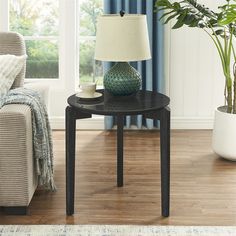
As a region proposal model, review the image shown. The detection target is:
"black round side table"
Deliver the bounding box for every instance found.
[66,89,170,217]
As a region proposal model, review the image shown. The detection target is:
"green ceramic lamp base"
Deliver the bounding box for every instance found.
[104,62,141,96]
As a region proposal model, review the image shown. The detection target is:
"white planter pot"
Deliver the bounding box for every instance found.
[212,106,236,161]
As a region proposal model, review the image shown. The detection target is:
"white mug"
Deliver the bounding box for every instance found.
[79,82,96,98]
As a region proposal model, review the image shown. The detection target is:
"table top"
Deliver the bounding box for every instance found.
[67,89,170,116]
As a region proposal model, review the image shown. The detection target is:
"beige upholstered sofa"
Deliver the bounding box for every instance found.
[0,32,49,214]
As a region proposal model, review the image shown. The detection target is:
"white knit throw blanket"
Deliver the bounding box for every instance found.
[1,88,56,191]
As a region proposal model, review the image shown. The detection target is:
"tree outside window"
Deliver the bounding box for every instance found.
[10,0,59,79]
[79,0,103,86]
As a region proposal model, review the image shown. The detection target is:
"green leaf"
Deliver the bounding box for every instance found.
[189,19,199,27]
[156,7,170,12]
[215,29,225,35]
[159,10,175,20]
[173,2,180,10]
[164,12,179,24]
[208,18,218,27]
[218,4,228,11]
[183,14,196,25]
[219,17,236,25]
[172,13,186,29]
[172,20,184,29]
[198,20,207,28]
[155,0,172,8]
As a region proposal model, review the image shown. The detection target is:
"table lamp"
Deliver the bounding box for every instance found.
[95,12,151,96]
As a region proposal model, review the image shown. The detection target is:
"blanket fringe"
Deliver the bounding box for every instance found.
[3,88,56,192]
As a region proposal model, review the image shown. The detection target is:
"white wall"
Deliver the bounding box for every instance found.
[0,0,8,31]
[167,0,226,129]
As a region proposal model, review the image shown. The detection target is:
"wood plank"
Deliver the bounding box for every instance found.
[1,130,236,225]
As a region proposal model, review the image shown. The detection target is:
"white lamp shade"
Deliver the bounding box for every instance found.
[95,14,151,62]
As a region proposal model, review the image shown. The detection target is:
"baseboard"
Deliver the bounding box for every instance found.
[50,116,104,130]
[171,117,214,129]
[50,116,214,130]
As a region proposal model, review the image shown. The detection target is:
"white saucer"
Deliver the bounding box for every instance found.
[76,91,103,99]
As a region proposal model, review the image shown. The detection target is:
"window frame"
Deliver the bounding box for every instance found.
[77,0,104,89]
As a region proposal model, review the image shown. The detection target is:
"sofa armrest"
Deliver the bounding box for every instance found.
[0,104,37,206]
[24,82,49,109]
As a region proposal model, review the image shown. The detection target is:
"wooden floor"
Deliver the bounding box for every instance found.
[1,130,236,225]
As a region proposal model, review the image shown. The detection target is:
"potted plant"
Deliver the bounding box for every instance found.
[155,0,236,160]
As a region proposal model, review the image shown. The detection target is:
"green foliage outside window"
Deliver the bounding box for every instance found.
[25,40,58,78]
[10,0,59,78]
[79,0,103,85]
[80,0,103,36]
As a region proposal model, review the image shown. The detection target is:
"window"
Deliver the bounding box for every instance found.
[9,0,59,79]
[0,0,104,127]
[79,0,103,86]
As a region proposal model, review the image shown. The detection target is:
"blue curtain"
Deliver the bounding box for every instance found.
[103,0,165,129]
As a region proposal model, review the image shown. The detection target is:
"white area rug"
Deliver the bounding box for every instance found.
[0,225,236,236]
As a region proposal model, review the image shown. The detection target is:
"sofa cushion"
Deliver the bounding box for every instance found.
[0,54,26,103]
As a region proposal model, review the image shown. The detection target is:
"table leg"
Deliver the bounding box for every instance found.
[66,106,76,215]
[117,115,124,187]
[160,107,170,217]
